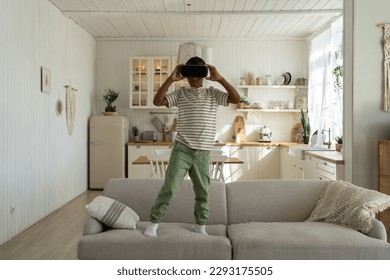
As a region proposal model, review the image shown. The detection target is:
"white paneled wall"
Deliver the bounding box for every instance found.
[0,0,96,245]
[96,39,307,142]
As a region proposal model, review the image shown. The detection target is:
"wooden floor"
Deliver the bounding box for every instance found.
[0,190,102,260]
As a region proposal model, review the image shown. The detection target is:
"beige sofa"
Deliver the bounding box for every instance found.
[77,178,390,260]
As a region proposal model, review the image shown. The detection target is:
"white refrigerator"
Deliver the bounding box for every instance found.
[89,116,129,189]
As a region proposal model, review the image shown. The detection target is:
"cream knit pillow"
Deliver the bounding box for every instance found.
[86,196,139,229]
[307,181,390,233]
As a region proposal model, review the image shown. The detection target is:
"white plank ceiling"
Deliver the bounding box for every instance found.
[49,0,343,39]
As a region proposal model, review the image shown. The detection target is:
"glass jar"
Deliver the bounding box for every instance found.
[239,77,246,85]
[266,75,272,85]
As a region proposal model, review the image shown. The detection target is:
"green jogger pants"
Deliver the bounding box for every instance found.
[149,141,211,225]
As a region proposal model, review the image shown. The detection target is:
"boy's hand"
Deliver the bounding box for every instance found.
[169,64,185,82]
[205,64,223,82]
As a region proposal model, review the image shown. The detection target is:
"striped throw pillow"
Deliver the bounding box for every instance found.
[86,196,139,229]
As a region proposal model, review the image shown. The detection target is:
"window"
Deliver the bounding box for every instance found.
[308,17,343,145]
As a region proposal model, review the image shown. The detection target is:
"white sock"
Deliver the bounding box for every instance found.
[194,224,208,235]
[144,222,159,238]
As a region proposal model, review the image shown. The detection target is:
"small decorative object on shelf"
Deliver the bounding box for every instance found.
[266,75,272,85]
[295,77,308,86]
[256,77,263,85]
[103,88,119,115]
[238,96,250,109]
[335,136,343,151]
[247,72,254,85]
[132,126,139,141]
[300,109,311,144]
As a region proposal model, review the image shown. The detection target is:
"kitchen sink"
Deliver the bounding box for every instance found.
[288,146,333,160]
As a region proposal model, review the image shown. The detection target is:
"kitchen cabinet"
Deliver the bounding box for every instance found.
[129,56,172,109]
[227,146,258,182]
[315,159,342,180]
[280,146,304,179]
[280,147,291,178]
[150,145,173,155]
[378,140,390,241]
[258,146,280,179]
[225,146,280,182]
[304,151,344,181]
[237,85,302,113]
[304,155,317,179]
[293,157,304,179]
[128,145,149,178]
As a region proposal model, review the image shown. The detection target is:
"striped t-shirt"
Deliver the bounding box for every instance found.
[165,86,229,150]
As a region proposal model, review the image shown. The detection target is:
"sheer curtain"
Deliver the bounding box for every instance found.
[308,17,343,146]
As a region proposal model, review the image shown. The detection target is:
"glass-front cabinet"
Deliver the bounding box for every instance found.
[130,56,171,108]
[171,57,189,91]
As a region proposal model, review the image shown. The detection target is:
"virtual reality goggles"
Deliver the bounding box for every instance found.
[180,65,208,78]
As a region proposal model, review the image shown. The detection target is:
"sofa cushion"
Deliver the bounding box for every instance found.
[103,178,227,225]
[226,180,328,224]
[78,222,231,260]
[85,196,139,229]
[228,222,390,260]
[307,181,390,233]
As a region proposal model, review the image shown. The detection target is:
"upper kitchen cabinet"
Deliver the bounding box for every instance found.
[129,56,171,109]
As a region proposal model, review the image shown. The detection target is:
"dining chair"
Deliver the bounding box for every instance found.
[149,149,227,181]
[148,149,172,178]
[209,150,227,182]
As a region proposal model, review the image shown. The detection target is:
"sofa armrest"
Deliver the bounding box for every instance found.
[82,217,105,235]
[366,218,387,241]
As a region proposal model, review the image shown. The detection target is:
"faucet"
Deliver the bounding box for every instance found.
[322,128,331,149]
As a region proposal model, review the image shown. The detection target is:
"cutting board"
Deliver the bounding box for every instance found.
[171,118,177,131]
[232,115,247,142]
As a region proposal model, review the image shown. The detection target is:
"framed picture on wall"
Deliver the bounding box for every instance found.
[41,67,51,93]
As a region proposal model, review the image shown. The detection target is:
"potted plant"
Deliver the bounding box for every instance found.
[332,65,343,94]
[335,136,343,151]
[132,126,139,141]
[300,109,311,144]
[238,96,250,109]
[103,88,119,114]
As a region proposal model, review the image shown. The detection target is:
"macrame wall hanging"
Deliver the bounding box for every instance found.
[379,23,390,111]
[65,83,77,136]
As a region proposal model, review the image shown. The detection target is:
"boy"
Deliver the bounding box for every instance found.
[144,57,240,238]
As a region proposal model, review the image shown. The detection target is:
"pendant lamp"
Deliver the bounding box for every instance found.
[177,42,202,64]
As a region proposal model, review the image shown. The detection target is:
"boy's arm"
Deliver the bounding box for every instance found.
[206,64,241,104]
[153,65,184,106]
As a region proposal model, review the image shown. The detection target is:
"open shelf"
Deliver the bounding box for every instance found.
[236,109,301,113]
[237,85,297,89]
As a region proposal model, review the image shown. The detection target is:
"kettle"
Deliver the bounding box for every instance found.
[259,125,272,142]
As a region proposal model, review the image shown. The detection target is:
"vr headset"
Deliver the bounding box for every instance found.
[180,65,208,78]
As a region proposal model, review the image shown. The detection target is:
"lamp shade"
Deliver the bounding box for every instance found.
[177,42,202,64]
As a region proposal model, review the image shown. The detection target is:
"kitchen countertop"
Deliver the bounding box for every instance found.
[305,150,344,164]
[128,141,308,147]
[127,141,343,163]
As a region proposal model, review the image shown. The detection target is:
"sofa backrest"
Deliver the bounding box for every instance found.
[226,179,328,224]
[103,178,227,225]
